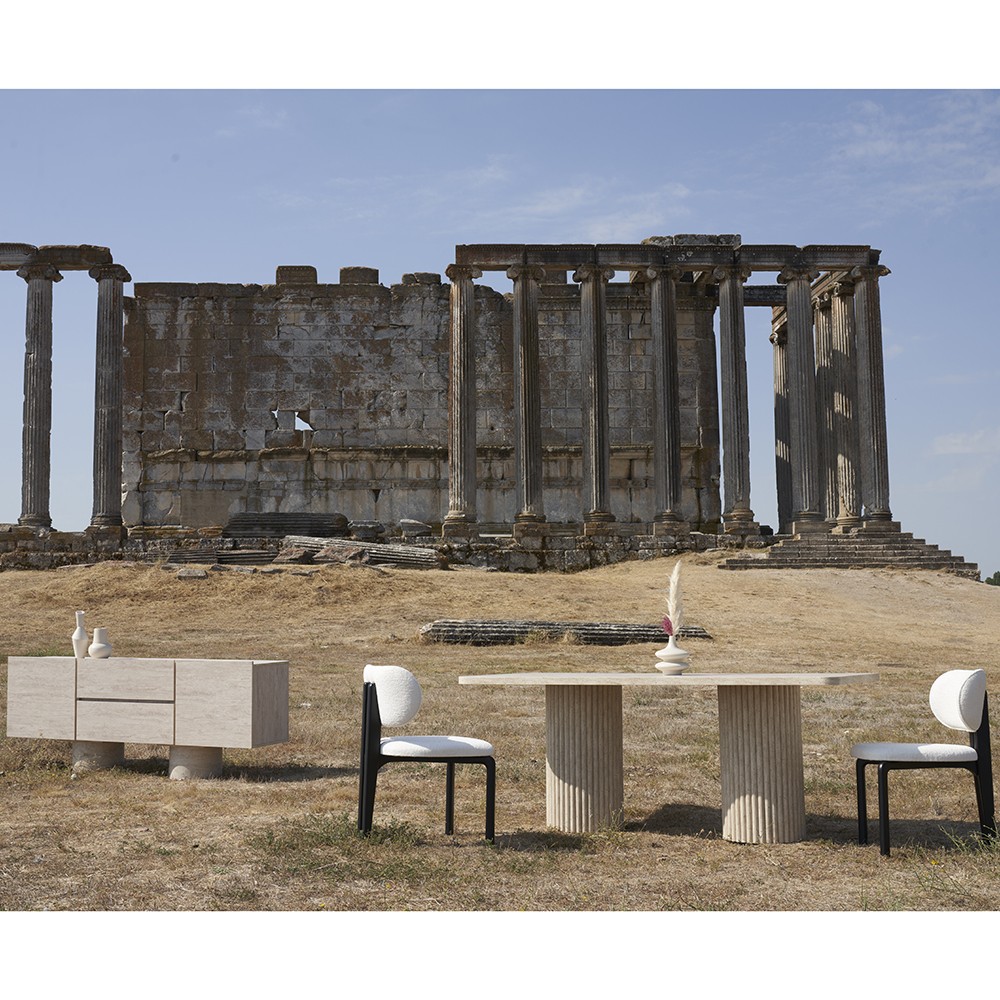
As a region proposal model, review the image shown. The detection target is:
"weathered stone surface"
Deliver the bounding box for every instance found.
[176,567,208,578]
[32,245,113,269]
[275,265,317,284]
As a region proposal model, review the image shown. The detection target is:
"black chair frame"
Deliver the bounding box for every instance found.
[856,692,996,856]
[357,680,495,842]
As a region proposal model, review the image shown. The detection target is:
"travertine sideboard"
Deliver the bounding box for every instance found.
[6,656,289,779]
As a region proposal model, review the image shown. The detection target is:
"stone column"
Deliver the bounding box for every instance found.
[852,264,894,524]
[647,266,686,531]
[777,266,824,530]
[813,292,837,523]
[770,318,793,535]
[574,264,616,527]
[714,265,757,534]
[443,264,481,535]
[507,264,547,524]
[830,277,862,529]
[89,264,131,527]
[17,262,62,528]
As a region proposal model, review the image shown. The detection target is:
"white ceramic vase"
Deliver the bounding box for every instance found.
[71,611,89,659]
[88,627,113,659]
[654,634,690,674]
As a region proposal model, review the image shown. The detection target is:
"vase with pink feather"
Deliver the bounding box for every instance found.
[655,561,690,673]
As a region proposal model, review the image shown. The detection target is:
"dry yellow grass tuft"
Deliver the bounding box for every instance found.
[2,555,999,912]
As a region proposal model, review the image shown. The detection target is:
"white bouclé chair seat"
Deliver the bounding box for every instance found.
[380,735,494,758]
[852,741,978,763]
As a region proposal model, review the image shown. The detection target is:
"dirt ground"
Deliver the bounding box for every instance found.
[2,553,999,930]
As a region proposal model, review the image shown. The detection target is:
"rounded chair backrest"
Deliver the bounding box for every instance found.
[929,668,987,732]
[364,664,422,727]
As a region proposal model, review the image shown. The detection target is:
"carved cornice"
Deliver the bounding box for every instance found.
[16,263,62,284]
[850,264,891,281]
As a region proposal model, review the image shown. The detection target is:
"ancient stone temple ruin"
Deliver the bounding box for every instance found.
[0,236,979,576]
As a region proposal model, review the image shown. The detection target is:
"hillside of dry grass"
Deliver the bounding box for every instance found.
[1,553,999,915]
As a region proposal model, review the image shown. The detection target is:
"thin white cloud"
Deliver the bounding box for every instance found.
[931,427,1000,456]
[217,103,290,138]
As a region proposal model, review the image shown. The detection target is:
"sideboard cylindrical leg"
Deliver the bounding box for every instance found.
[718,685,806,843]
[72,740,125,772]
[545,685,623,833]
[169,745,224,780]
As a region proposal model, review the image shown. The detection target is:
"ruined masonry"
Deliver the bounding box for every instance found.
[0,237,979,576]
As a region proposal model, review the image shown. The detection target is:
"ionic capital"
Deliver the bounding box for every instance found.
[711,264,752,284]
[572,264,615,284]
[506,264,546,283]
[831,276,856,298]
[849,264,891,281]
[89,263,132,283]
[16,263,62,284]
[445,264,482,283]
[814,291,832,310]
[643,265,683,282]
[776,266,820,285]
[769,326,787,347]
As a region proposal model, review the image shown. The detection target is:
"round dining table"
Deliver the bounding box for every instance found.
[458,670,879,843]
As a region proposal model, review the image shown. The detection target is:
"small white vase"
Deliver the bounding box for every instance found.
[655,634,690,674]
[71,610,89,659]
[88,627,113,659]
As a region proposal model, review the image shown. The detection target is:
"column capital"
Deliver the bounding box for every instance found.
[643,264,684,282]
[572,264,615,284]
[17,263,62,284]
[505,264,546,283]
[831,276,856,298]
[445,263,482,282]
[814,290,832,310]
[89,263,132,283]
[776,266,820,285]
[769,326,787,347]
[711,264,752,283]
[850,264,891,281]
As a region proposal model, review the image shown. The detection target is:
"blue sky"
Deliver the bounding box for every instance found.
[1,11,998,578]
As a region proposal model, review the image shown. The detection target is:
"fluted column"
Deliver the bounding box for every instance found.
[813,292,836,523]
[852,263,893,523]
[718,685,806,843]
[770,319,793,535]
[777,266,824,530]
[831,277,862,528]
[714,265,757,533]
[574,264,616,526]
[545,685,623,832]
[90,263,131,527]
[17,262,62,528]
[508,264,547,523]
[443,264,481,535]
[647,266,685,530]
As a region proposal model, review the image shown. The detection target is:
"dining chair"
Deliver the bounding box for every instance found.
[851,668,995,856]
[358,664,496,841]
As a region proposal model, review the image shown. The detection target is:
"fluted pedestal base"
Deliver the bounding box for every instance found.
[718,685,805,843]
[545,685,623,832]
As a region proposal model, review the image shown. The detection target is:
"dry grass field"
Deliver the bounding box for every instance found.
[2,552,1000,924]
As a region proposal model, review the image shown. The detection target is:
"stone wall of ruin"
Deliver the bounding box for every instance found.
[123,267,722,531]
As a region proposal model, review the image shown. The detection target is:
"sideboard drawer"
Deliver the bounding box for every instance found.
[76,700,175,744]
[77,658,175,701]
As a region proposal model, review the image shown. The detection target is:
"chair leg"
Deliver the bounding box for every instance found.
[877,762,892,857]
[359,758,379,835]
[445,762,455,835]
[972,768,997,841]
[856,759,869,845]
[484,757,496,843]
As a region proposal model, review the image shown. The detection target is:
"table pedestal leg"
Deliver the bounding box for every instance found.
[72,740,125,772]
[545,685,623,833]
[718,685,806,843]
[168,745,223,780]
